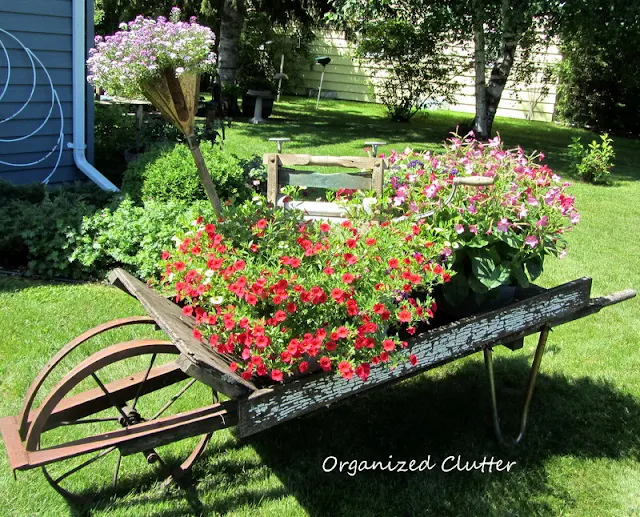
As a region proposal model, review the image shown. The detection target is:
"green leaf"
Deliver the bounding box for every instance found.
[510,265,530,288]
[525,256,544,281]
[468,273,489,294]
[442,273,469,306]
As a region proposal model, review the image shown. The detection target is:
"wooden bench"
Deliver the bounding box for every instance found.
[264,153,387,221]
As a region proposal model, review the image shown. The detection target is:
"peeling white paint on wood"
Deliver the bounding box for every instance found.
[236,278,591,437]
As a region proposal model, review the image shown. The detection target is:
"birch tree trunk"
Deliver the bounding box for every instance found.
[484,0,527,136]
[471,3,488,139]
[218,0,244,87]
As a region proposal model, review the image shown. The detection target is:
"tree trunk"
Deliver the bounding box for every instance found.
[218,0,244,87]
[471,4,488,139]
[484,0,527,136]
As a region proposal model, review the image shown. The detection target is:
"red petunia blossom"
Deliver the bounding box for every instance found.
[407,326,416,335]
[286,302,297,313]
[388,258,399,269]
[345,238,357,249]
[289,257,302,268]
[271,369,283,382]
[319,356,332,371]
[373,303,386,315]
[409,354,418,366]
[365,238,377,246]
[162,250,170,260]
[234,259,246,271]
[325,340,337,351]
[241,371,252,380]
[335,326,349,339]
[280,351,293,363]
[255,335,271,349]
[355,363,370,381]
[398,309,412,323]
[182,306,194,316]
[229,362,238,372]
[319,222,331,232]
[382,339,395,352]
[342,273,355,284]
[174,261,186,271]
[299,361,310,373]
[193,328,202,340]
[323,266,335,275]
[274,310,287,322]
[245,294,258,306]
[256,219,268,229]
[338,361,354,379]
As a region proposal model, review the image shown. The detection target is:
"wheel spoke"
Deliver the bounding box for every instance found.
[112,452,122,491]
[132,353,157,410]
[150,379,197,420]
[59,417,119,426]
[54,446,117,484]
[91,373,130,423]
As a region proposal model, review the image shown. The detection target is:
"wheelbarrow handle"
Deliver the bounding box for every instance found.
[453,176,495,186]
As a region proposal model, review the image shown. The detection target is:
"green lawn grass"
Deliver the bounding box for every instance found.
[1,97,639,516]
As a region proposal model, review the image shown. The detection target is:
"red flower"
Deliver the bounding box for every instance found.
[409,354,418,366]
[319,356,332,371]
[398,309,412,323]
[365,238,377,246]
[234,259,246,271]
[274,310,287,322]
[338,361,354,379]
[174,261,186,271]
[193,328,202,340]
[161,250,170,260]
[320,222,331,233]
[280,351,293,363]
[373,303,386,315]
[271,369,283,382]
[229,362,238,372]
[343,253,358,265]
[388,258,399,269]
[342,273,355,284]
[345,238,357,249]
[289,257,302,268]
[382,339,395,352]
[325,340,337,351]
[256,219,268,229]
[182,306,194,316]
[335,326,349,339]
[355,363,370,381]
[286,302,297,313]
[245,294,258,306]
[299,361,309,373]
[407,327,416,335]
[241,371,252,380]
[255,335,271,349]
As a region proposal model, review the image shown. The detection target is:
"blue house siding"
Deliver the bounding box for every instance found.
[0,0,93,185]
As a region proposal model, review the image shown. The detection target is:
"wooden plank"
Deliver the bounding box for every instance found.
[107,269,256,398]
[267,154,376,169]
[371,159,385,197]
[280,169,373,190]
[236,278,592,437]
[266,154,279,205]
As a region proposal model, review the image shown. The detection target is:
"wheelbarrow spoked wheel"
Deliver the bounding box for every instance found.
[28,340,215,503]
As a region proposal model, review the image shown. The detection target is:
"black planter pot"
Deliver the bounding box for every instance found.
[242,94,274,118]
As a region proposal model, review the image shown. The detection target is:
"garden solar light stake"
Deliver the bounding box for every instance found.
[314,56,331,109]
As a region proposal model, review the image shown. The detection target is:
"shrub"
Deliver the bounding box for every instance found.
[69,198,217,279]
[93,103,137,185]
[567,133,615,184]
[0,181,117,278]
[121,142,253,203]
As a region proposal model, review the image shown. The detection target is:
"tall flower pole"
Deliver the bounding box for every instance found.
[87,9,222,217]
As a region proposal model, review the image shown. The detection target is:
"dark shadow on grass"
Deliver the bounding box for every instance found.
[70,354,640,517]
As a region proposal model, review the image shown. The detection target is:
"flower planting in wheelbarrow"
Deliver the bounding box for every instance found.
[156,134,581,384]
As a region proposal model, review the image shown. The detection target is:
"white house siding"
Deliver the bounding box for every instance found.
[296,31,561,122]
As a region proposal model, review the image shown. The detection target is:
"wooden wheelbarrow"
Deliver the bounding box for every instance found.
[0,268,634,502]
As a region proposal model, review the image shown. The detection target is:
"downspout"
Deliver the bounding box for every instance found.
[71,0,119,191]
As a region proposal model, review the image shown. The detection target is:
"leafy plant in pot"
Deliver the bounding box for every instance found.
[87,8,223,217]
[367,133,581,315]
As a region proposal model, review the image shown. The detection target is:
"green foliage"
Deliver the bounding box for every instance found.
[353,19,463,121]
[93,104,138,184]
[69,198,217,279]
[567,134,615,184]
[0,181,117,278]
[237,10,315,93]
[555,0,640,136]
[121,142,253,203]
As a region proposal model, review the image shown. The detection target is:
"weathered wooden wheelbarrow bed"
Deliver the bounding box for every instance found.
[0,268,634,501]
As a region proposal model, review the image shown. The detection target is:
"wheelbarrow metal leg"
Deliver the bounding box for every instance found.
[484,325,550,447]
